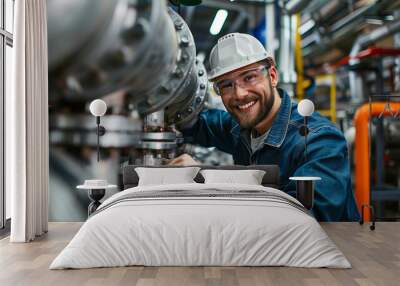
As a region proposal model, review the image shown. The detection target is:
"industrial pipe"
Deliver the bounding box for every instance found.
[285,0,312,15]
[48,0,207,157]
[349,19,400,104]
[354,102,400,221]
[48,0,207,125]
[302,0,394,58]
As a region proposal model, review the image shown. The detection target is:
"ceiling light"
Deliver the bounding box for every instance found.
[210,9,228,35]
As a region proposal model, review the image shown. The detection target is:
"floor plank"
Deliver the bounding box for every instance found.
[0,222,399,286]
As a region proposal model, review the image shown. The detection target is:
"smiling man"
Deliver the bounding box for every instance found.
[169,33,359,222]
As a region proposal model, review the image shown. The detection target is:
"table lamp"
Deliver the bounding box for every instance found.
[297,99,314,160]
[89,99,107,162]
[290,99,321,210]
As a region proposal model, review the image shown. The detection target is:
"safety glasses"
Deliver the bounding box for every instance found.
[213,65,269,96]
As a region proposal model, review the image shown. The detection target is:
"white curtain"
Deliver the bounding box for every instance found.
[8,0,49,242]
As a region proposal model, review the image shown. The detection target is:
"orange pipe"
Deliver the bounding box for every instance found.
[354,102,400,221]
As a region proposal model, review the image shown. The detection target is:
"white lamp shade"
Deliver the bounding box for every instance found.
[89,99,107,117]
[297,99,314,117]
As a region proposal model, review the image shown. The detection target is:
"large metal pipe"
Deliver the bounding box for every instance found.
[285,0,312,15]
[47,0,119,71]
[48,0,206,125]
[349,19,400,103]
[48,0,207,150]
[350,20,400,60]
[49,1,176,103]
[302,0,394,58]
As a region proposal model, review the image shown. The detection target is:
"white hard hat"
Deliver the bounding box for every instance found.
[208,33,274,81]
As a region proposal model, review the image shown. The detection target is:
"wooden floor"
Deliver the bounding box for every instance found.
[0,222,399,286]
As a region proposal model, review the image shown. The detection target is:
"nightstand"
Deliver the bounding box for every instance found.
[289,177,321,210]
[77,180,117,216]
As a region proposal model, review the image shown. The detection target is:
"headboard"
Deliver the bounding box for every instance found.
[122,165,280,189]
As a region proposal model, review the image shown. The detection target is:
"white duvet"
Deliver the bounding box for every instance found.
[50,183,350,269]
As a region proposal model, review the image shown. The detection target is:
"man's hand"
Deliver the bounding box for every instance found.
[167,154,200,166]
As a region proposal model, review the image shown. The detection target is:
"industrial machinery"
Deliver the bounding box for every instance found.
[48,0,207,166]
[47,0,209,220]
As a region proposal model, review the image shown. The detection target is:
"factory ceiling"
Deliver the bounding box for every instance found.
[170,0,400,68]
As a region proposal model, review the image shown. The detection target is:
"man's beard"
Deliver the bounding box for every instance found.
[233,85,275,129]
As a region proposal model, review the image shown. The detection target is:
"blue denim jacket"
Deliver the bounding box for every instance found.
[182,89,360,221]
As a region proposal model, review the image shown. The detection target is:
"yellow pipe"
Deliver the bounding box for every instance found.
[294,14,304,100]
[330,74,336,123]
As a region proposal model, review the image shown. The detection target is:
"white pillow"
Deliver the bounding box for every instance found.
[135,167,201,186]
[200,169,266,185]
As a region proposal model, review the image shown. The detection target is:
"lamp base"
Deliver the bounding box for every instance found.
[289,177,321,210]
[88,189,106,216]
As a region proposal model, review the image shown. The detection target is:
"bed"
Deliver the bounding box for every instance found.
[50,165,350,269]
